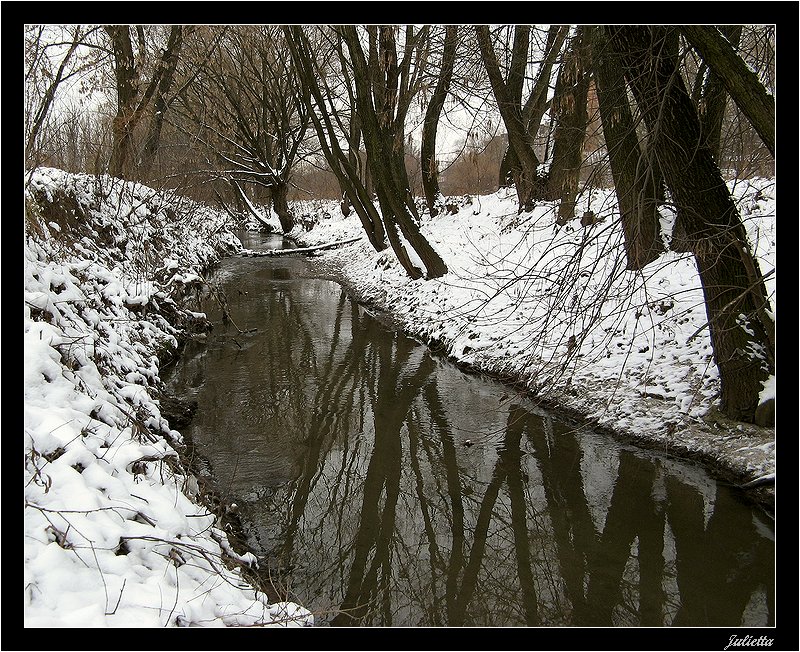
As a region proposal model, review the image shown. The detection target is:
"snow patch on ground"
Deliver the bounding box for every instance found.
[290,180,776,489]
[24,168,312,628]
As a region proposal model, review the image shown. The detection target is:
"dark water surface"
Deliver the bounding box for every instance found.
[165,232,774,627]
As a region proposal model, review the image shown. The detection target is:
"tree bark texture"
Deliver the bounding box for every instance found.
[608,26,773,423]
[548,27,591,224]
[105,26,139,179]
[590,26,663,269]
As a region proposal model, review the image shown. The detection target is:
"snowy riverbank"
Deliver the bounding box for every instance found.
[23,168,312,627]
[284,181,776,511]
[23,166,775,627]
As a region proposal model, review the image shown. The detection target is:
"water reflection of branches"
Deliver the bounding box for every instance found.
[191,265,773,627]
[330,333,436,626]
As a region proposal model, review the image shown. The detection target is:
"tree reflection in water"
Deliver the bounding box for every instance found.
[168,242,774,627]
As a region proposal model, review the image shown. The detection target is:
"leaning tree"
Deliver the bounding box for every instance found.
[600,25,774,424]
[284,25,389,251]
[338,25,449,279]
[419,25,459,217]
[286,25,449,279]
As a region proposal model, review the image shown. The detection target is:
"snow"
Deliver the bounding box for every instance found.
[23,165,775,627]
[24,168,313,628]
[289,178,776,487]
[759,374,775,404]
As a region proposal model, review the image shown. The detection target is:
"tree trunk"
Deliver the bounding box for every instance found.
[498,25,569,190]
[696,26,743,162]
[681,25,774,157]
[498,145,517,189]
[342,25,448,279]
[590,26,663,269]
[105,26,139,179]
[609,26,773,423]
[284,26,388,253]
[421,26,458,216]
[495,25,532,191]
[548,27,590,225]
[138,26,184,181]
[475,26,540,212]
[270,180,295,232]
[522,25,570,139]
[368,124,442,279]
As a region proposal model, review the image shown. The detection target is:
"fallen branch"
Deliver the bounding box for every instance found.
[241,237,362,257]
[739,472,775,489]
[231,181,273,230]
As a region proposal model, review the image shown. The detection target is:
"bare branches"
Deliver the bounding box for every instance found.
[681,25,774,157]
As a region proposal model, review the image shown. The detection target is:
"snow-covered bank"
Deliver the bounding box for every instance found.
[23,168,313,627]
[286,181,776,509]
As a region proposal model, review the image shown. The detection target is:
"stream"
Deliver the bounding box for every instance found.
[164,232,774,627]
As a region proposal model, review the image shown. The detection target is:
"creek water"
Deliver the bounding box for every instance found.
[164,232,774,627]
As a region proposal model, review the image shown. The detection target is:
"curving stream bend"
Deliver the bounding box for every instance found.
[165,232,774,627]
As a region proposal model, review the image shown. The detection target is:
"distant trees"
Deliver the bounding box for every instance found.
[24,25,108,173]
[176,26,309,232]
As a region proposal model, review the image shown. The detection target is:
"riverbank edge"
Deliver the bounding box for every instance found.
[24,167,312,626]
[282,235,775,516]
[154,388,298,606]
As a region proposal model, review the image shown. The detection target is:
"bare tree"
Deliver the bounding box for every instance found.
[691,26,744,163]
[420,25,459,217]
[681,25,774,157]
[606,25,773,423]
[24,25,108,173]
[499,24,570,189]
[547,26,591,225]
[284,25,389,251]
[588,26,663,270]
[176,26,309,232]
[103,25,186,180]
[287,25,448,279]
[474,25,542,212]
[339,25,449,279]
